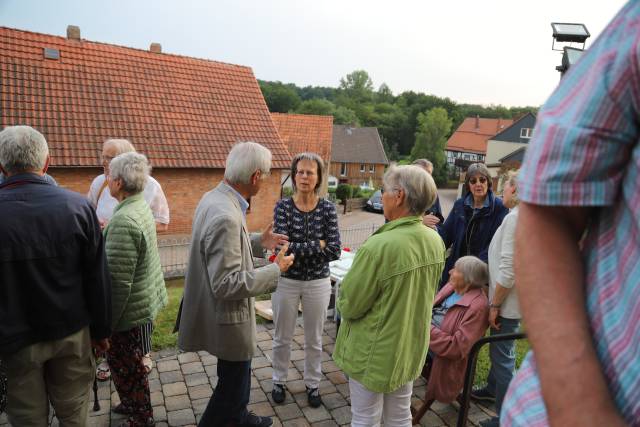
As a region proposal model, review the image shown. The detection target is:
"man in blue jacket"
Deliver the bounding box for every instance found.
[0,125,112,426]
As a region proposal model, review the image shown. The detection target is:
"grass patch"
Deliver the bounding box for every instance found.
[473,334,530,386]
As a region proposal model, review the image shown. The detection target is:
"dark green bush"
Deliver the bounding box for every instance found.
[336,184,353,202]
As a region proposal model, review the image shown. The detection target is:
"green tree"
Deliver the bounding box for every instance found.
[333,106,359,125]
[410,107,452,185]
[296,98,336,116]
[258,81,301,112]
[339,70,374,103]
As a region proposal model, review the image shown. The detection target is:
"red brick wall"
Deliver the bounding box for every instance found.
[48,167,285,235]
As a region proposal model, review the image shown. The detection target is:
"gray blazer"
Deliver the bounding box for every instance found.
[177,182,280,361]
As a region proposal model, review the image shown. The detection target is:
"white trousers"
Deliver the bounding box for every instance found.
[272,276,331,388]
[349,378,413,427]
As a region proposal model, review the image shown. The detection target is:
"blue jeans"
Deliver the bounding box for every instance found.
[199,359,251,426]
[487,317,521,415]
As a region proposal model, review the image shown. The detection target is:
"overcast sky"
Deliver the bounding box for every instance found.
[1,0,628,107]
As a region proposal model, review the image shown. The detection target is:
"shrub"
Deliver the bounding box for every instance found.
[352,186,363,198]
[328,187,337,194]
[282,187,294,197]
[336,184,353,202]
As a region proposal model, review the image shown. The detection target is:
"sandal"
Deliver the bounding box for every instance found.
[96,360,111,381]
[142,354,153,374]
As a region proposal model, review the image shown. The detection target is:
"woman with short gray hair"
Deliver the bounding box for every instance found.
[104,152,167,426]
[438,162,509,288]
[333,165,446,426]
[420,255,489,410]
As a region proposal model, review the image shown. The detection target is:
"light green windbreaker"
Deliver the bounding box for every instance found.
[333,216,445,393]
[104,193,167,332]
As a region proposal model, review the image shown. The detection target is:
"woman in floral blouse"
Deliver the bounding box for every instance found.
[271,152,341,408]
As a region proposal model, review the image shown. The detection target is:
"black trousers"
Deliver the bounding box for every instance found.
[199,359,251,426]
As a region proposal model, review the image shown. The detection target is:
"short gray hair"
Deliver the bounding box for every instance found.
[104,138,135,155]
[412,158,433,173]
[0,126,49,174]
[465,163,492,190]
[383,165,437,216]
[504,170,520,206]
[109,152,150,194]
[224,142,272,184]
[291,152,324,195]
[454,256,488,288]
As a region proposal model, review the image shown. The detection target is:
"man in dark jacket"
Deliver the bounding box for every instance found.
[0,125,112,426]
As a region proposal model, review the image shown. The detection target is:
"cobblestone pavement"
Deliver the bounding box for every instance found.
[0,318,495,426]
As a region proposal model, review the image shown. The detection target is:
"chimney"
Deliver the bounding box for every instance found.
[67,25,81,40]
[475,115,480,130]
[150,43,162,53]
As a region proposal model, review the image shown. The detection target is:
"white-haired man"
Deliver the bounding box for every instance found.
[0,125,111,426]
[178,142,294,427]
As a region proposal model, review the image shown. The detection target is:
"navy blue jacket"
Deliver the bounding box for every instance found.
[437,190,509,288]
[0,174,112,355]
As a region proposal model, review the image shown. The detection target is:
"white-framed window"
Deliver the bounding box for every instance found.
[360,164,365,172]
[340,163,347,176]
[462,153,470,160]
[369,164,374,173]
[520,128,533,139]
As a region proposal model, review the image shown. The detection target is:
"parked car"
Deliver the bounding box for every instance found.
[365,190,383,213]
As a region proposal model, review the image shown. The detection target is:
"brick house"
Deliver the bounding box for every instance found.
[445,116,513,175]
[271,113,334,196]
[330,125,389,188]
[0,25,291,235]
[485,112,536,167]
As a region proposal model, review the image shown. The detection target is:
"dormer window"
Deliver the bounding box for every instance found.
[521,128,533,139]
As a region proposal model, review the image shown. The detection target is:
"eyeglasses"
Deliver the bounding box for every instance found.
[295,170,316,177]
[469,177,488,185]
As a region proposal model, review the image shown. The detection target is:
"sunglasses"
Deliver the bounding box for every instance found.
[469,177,487,185]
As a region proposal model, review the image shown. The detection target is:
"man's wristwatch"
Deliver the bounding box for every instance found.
[490,303,501,309]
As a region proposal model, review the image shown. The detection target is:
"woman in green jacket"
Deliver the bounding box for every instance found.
[333,165,445,427]
[104,152,167,427]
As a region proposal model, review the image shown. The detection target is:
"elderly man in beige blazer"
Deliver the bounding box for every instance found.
[178,142,294,427]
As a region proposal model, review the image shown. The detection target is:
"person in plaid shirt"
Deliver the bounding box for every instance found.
[502,2,640,426]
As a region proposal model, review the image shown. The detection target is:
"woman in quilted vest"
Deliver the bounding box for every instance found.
[104,152,168,427]
[270,152,341,408]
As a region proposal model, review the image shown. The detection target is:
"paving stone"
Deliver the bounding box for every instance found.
[417,410,446,427]
[414,376,427,387]
[184,372,209,387]
[200,354,217,366]
[151,390,164,406]
[293,392,310,409]
[289,349,306,361]
[89,399,110,416]
[275,403,304,421]
[293,326,304,336]
[247,401,275,417]
[97,384,111,400]
[153,405,168,422]
[110,391,121,406]
[155,423,169,427]
[167,408,196,426]
[209,376,219,388]
[283,418,311,427]
[293,359,305,371]
[87,414,109,426]
[258,340,274,350]
[192,397,210,416]
[302,405,331,423]
[149,378,162,392]
[320,352,332,362]
[335,383,350,399]
[182,361,205,375]
[157,360,180,373]
[166,394,191,411]
[159,370,184,384]
[205,364,218,377]
[163,382,188,397]
[320,360,340,374]
[263,350,274,359]
[197,350,209,357]
[321,335,334,345]
[311,420,339,427]
[293,335,305,345]
[188,384,213,400]
[318,380,337,395]
[285,379,307,394]
[148,368,159,380]
[413,385,427,399]
[256,331,272,342]
[287,367,302,380]
[325,371,347,385]
[178,352,200,364]
[157,348,179,358]
[249,388,268,403]
[254,366,274,380]
[322,344,335,354]
[256,323,268,332]
[330,406,352,425]
[252,356,271,369]
[251,376,261,389]
[321,393,347,410]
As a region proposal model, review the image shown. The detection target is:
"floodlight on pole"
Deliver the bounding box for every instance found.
[555,47,585,76]
[551,22,590,50]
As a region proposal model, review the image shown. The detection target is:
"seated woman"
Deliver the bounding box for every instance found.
[426,256,489,404]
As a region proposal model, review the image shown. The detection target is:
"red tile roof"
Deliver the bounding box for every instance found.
[0,26,291,168]
[446,117,514,155]
[271,113,333,162]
